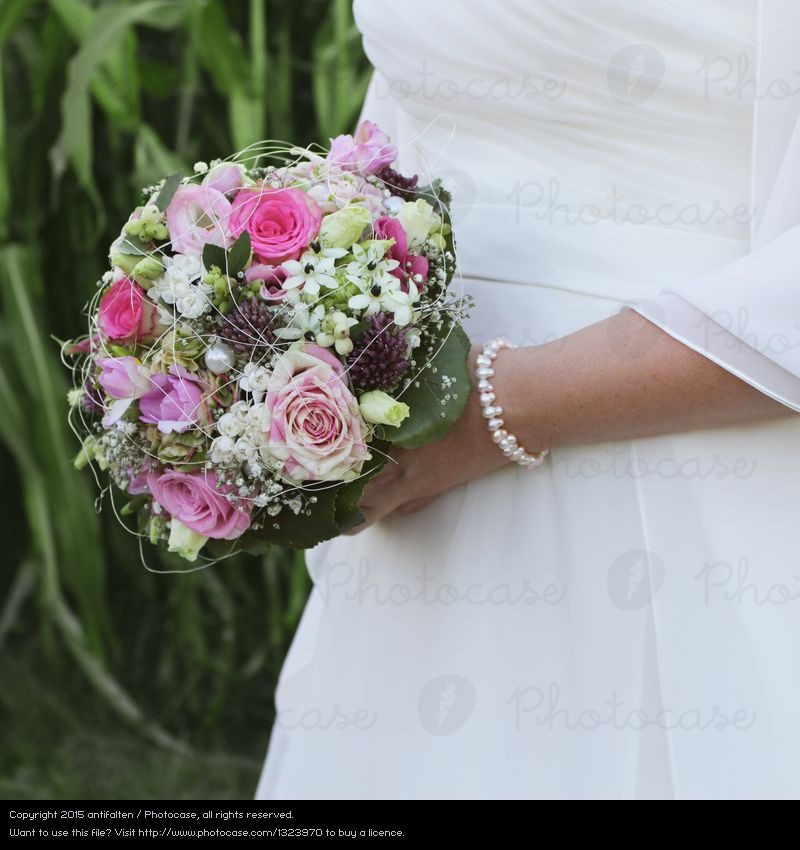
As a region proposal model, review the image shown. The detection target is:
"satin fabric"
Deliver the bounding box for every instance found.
[255,1,800,799]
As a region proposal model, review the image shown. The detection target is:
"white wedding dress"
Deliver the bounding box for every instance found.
[255,0,800,799]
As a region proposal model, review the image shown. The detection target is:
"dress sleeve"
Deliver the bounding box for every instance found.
[630,103,800,413]
[630,222,800,411]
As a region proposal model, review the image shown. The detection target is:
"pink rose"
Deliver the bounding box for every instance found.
[245,263,289,302]
[98,277,159,342]
[259,343,369,482]
[147,470,251,540]
[374,216,429,289]
[327,120,397,175]
[229,187,322,264]
[97,356,151,426]
[139,364,208,434]
[166,184,233,256]
[202,163,244,196]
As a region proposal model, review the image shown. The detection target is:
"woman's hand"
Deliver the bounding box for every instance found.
[347,309,793,534]
[349,344,510,532]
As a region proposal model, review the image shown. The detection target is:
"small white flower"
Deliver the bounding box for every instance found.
[148,253,204,307]
[383,279,422,327]
[239,362,271,402]
[174,281,213,318]
[193,161,209,174]
[209,434,236,464]
[345,242,399,290]
[217,407,246,437]
[274,303,326,341]
[171,253,203,279]
[234,436,259,463]
[281,251,340,297]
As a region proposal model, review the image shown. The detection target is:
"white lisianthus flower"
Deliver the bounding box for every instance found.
[281,251,339,297]
[318,204,372,248]
[358,390,410,427]
[168,518,208,562]
[398,198,441,248]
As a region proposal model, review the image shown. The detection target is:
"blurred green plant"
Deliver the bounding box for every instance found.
[0,0,370,798]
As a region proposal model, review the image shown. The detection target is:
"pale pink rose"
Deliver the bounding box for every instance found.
[259,343,368,482]
[98,277,159,342]
[245,263,289,302]
[202,163,244,196]
[96,356,151,426]
[139,364,208,434]
[166,184,233,256]
[147,470,251,540]
[229,187,322,264]
[374,216,428,289]
[327,120,397,175]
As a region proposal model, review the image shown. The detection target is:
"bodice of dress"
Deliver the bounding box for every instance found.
[353,0,757,300]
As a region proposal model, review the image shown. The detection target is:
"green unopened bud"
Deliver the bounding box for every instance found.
[168,518,208,562]
[358,390,410,428]
[124,218,144,236]
[152,223,169,241]
[319,204,372,249]
[110,252,141,276]
[149,515,166,545]
[132,256,164,281]
[73,436,97,470]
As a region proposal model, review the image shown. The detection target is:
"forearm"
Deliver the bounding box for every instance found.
[491,308,794,453]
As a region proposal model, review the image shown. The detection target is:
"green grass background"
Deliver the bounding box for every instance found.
[0,0,369,799]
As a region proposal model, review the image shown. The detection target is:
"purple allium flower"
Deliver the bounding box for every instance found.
[375,165,419,201]
[347,313,409,392]
[221,297,276,356]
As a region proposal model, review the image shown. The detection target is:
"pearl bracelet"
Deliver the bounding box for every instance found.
[475,338,548,468]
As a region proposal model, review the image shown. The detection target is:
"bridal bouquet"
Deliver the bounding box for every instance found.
[66,121,470,561]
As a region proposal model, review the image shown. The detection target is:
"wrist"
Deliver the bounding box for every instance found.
[471,338,550,465]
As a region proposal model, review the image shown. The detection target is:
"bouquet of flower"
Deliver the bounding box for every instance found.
[66,121,470,561]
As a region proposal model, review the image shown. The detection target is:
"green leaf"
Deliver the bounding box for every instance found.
[334,440,389,532]
[155,170,181,211]
[117,235,152,256]
[226,231,251,277]
[202,242,227,272]
[241,483,340,551]
[391,324,471,449]
[348,319,370,342]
